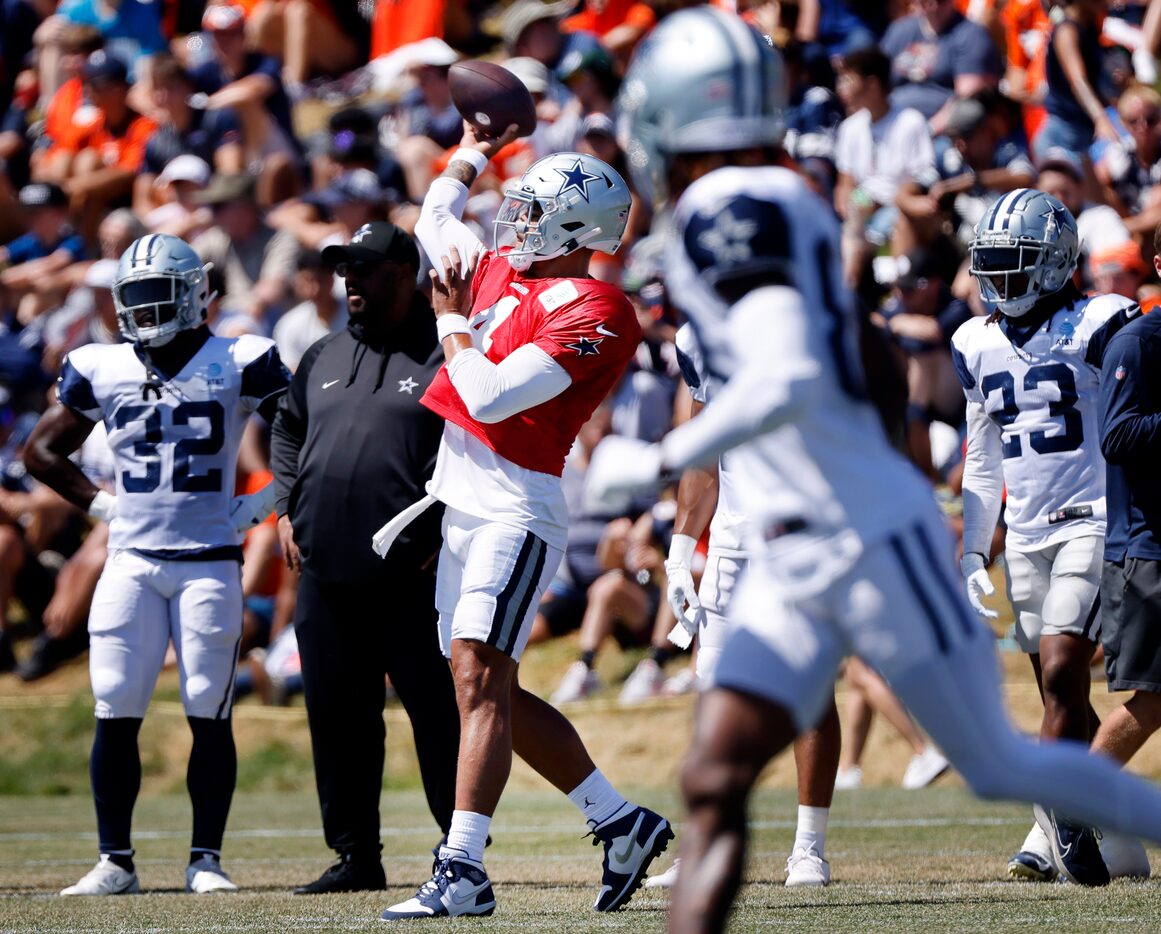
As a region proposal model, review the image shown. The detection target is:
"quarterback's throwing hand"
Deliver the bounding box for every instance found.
[961,552,998,619]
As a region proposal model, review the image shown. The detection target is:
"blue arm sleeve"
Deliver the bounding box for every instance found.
[1099,335,1161,464]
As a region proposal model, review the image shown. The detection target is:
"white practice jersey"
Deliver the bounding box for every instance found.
[674,324,746,558]
[661,166,932,558]
[58,335,289,554]
[950,292,1135,552]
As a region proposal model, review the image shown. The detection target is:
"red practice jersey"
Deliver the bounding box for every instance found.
[422,250,641,476]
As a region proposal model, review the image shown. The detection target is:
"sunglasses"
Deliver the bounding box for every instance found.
[1127,113,1161,128]
[335,259,388,278]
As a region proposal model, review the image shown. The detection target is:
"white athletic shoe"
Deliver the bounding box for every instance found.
[785,846,830,887]
[834,766,862,790]
[901,747,949,789]
[186,855,239,893]
[551,661,600,705]
[662,668,698,696]
[619,658,666,704]
[379,853,495,920]
[643,858,681,889]
[60,855,140,896]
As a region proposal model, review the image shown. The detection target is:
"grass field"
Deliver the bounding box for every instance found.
[6,595,1161,933]
[3,787,1161,933]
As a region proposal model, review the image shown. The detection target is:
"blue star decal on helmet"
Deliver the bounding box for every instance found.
[1041,201,1071,238]
[564,336,603,356]
[555,159,603,203]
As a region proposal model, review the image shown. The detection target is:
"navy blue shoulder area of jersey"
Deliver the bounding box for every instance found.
[951,342,974,391]
[1086,302,1141,369]
[57,358,99,416]
[675,345,701,393]
[681,194,793,291]
[241,345,291,402]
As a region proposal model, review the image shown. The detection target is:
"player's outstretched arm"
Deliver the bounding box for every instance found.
[24,404,104,515]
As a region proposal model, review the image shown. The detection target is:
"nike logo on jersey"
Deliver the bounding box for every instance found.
[322,379,340,389]
[594,324,619,338]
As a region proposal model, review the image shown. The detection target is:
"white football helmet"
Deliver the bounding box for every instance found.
[494,151,630,272]
[113,234,212,346]
[617,6,786,205]
[969,188,1079,318]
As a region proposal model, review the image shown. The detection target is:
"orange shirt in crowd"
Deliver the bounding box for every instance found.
[41,77,86,157]
[1002,0,1050,142]
[67,111,158,171]
[561,0,657,38]
[371,0,447,59]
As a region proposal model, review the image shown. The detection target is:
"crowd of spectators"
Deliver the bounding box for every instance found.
[1,0,1159,728]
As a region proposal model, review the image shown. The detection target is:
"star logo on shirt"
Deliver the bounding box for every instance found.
[565,336,603,356]
[555,158,602,202]
[697,208,759,266]
[398,376,418,394]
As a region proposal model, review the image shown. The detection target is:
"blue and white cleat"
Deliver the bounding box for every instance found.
[1033,804,1109,886]
[379,853,496,920]
[589,804,674,911]
[1007,849,1057,882]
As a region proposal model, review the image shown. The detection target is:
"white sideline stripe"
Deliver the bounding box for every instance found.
[0,815,1027,843]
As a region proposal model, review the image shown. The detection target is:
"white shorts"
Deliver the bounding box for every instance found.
[695,551,746,682]
[88,550,243,719]
[435,507,562,662]
[1005,534,1103,654]
[709,506,988,732]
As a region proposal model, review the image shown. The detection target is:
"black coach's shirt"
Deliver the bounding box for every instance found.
[271,294,445,581]
[1099,310,1161,563]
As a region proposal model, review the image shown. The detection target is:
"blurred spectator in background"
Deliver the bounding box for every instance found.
[192,172,297,329]
[834,47,935,285]
[1096,83,1161,239]
[29,23,103,184]
[142,155,215,239]
[880,0,1002,135]
[40,51,156,247]
[40,257,120,375]
[545,45,619,154]
[793,0,882,62]
[1038,0,1117,161]
[271,249,344,372]
[389,42,464,201]
[1089,240,1151,305]
[501,0,602,107]
[134,54,244,217]
[1,182,86,325]
[1001,0,1052,144]
[193,4,301,205]
[874,247,971,481]
[561,0,655,64]
[270,168,395,254]
[245,0,370,96]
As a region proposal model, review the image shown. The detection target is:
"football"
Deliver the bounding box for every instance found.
[449,60,538,140]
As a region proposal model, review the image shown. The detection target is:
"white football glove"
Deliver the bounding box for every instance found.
[584,436,665,511]
[665,533,704,650]
[961,552,998,619]
[230,481,277,533]
[87,489,117,523]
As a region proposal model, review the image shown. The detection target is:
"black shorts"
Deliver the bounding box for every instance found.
[1100,558,1161,693]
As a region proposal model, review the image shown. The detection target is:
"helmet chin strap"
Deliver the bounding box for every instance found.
[504,227,606,272]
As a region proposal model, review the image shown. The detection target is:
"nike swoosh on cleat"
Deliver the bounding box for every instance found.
[612,813,647,866]
[322,379,340,389]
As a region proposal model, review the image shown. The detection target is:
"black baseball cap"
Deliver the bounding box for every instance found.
[82,50,129,86]
[321,222,420,269]
[20,182,68,208]
[896,247,942,289]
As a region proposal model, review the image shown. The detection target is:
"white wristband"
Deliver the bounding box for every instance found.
[437,314,472,341]
[88,490,116,522]
[450,148,489,174]
[667,533,698,569]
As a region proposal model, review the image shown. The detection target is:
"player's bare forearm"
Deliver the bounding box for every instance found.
[24,405,102,510]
